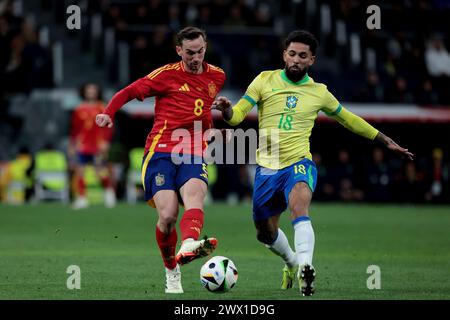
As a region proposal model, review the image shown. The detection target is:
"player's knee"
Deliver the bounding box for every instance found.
[158,210,178,226]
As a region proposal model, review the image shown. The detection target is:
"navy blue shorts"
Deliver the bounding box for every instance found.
[77,152,105,166]
[77,153,95,164]
[141,152,208,207]
[252,158,317,222]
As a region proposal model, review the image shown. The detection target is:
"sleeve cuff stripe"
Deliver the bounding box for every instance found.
[243,95,257,106]
[325,104,342,116]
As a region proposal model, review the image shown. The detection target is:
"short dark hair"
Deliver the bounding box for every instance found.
[284,30,319,55]
[176,27,206,46]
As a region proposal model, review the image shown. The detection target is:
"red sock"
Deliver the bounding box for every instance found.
[155,226,177,269]
[179,208,204,241]
[77,176,86,197]
[100,176,111,189]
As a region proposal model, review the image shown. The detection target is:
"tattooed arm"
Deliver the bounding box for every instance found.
[375,132,414,161]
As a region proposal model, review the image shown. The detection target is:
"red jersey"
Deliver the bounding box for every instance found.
[70,102,113,154]
[104,61,226,156]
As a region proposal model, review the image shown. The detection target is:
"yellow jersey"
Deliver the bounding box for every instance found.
[226,70,379,169]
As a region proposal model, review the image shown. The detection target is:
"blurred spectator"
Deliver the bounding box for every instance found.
[129,35,151,80]
[209,0,229,26]
[415,79,439,105]
[103,5,127,31]
[224,4,246,27]
[365,147,392,202]
[312,152,335,201]
[20,19,52,89]
[0,7,50,95]
[251,3,274,28]
[0,15,10,73]
[147,0,169,25]
[248,37,278,77]
[129,26,175,80]
[425,35,450,104]
[385,76,414,103]
[0,0,21,26]
[397,162,427,203]
[195,5,212,28]
[331,149,364,202]
[425,35,450,77]
[168,3,182,31]
[3,32,28,93]
[425,148,449,203]
[354,71,385,102]
[133,4,150,25]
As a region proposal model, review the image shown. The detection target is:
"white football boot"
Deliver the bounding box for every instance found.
[72,196,89,210]
[165,264,183,294]
[175,237,218,266]
[104,188,116,208]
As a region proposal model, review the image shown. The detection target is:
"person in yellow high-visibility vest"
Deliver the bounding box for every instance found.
[2,147,33,204]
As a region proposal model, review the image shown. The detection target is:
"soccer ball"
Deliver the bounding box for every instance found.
[200,256,238,293]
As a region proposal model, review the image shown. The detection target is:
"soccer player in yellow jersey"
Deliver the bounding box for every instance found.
[212,30,413,296]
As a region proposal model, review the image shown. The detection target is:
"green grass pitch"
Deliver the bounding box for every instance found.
[0,202,449,300]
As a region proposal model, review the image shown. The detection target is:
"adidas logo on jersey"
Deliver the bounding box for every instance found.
[179,83,190,91]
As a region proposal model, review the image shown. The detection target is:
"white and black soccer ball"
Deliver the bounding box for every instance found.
[200,256,238,293]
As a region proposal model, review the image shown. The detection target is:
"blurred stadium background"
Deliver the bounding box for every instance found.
[0,0,450,300]
[1,0,449,205]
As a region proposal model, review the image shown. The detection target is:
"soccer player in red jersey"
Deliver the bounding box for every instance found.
[69,83,116,210]
[96,27,225,293]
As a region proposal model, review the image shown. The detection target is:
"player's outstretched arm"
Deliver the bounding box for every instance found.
[375,132,414,161]
[329,107,413,161]
[95,82,143,128]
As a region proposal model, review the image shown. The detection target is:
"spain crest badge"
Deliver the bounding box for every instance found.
[208,82,217,98]
[155,173,165,186]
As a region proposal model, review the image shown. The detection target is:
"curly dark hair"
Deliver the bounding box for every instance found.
[284,30,319,55]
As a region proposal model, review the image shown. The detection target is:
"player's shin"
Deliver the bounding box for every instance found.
[76,175,86,197]
[100,176,112,189]
[155,226,178,269]
[179,208,204,241]
[292,216,315,266]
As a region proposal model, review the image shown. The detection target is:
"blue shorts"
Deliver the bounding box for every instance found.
[141,152,208,207]
[77,153,105,166]
[77,153,95,164]
[252,158,317,222]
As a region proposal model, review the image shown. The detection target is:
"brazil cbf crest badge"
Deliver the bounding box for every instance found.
[286,95,299,110]
[155,173,165,186]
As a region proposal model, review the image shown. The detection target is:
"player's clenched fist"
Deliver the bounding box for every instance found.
[95,114,113,128]
[211,96,231,111]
